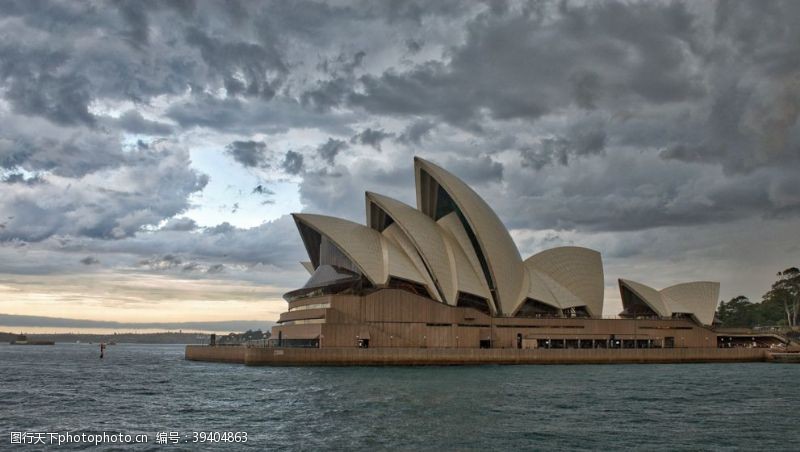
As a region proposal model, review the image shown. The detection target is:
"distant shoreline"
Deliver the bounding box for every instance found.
[1,331,211,345]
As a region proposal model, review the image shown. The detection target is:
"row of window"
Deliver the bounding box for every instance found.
[288,302,331,312]
[278,318,325,326]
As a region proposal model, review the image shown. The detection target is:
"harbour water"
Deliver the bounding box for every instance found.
[1,343,798,450]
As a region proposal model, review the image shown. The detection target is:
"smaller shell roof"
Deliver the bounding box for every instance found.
[661,281,720,326]
[524,246,604,316]
[619,278,671,317]
[618,279,720,325]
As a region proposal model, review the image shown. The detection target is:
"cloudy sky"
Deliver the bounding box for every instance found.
[1,0,798,328]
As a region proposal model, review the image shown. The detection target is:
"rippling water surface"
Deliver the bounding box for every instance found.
[1,343,798,451]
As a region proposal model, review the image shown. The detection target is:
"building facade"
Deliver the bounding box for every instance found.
[271,158,736,350]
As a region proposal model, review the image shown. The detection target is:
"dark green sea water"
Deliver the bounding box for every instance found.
[1,343,798,451]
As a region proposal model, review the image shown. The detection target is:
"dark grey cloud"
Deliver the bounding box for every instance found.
[350,128,393,150]
[282,150,304,175]
[205,222,236,235]
[180,261,225,274]
[252,184,274,196]
[397,119,435,145]
[139,254,183,271]
[441,154,503,185]
[225,140,269,168]
[0,141,208,242]
[317,138,348,165]
[80,256,100,265]
[115,110,174,135]
[405,39,423,53]
[50,215,306,274]
[252,184,276,205]
[520,119,607,170]
[342,1,703,129]
[165,96,355,134]
[1,172,45,186]
[501,152,800,233]
[0,0,799,308]
[0,113,125,177]
[299,160,415,221]
[184,25,287,100]
[4,72,96,126]
[302,51,366,112]
[207,263,225,274]
[161,217,198,232]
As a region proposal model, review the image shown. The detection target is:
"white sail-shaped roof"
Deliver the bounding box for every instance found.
[414,157,525,315]
[619,278,670,317]
[523,266,561,309]
[437,212,494,309]
[524,247,604,316]
[366,192,455,304]
[381,222,441,301]
[292,213,428,287]
[661,282,720,326]
[618,279,720,325]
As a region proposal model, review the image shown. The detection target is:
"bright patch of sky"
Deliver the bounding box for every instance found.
[187,144,301,228]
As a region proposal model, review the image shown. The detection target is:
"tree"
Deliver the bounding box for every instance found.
[716,296,758,327]
[764,267,800,328]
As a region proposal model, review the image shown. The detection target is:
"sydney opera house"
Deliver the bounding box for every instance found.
[268,157,735,352]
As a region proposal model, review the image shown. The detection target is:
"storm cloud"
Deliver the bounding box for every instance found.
[0,0,799,323]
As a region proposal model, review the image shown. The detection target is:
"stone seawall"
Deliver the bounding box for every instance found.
[185,345,768,366]
[185,345,246,363]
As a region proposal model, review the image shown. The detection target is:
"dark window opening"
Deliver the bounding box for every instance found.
[664,337,675,348]
[368,201,395,232]
[268,338,319,348]
[619,284,659,319]
[479,339,492,349]
[296,221,322,268]
[456,292,491,315]
[515,298,560,318]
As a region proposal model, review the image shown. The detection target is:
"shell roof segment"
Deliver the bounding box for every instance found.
[366,192,456,304]
[524,247,605,316]
[414,157,525,315]
[292,213,428,287]
[618,278,720,325]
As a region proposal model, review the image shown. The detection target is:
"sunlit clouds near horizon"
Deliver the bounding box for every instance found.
[1,0,799,327]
